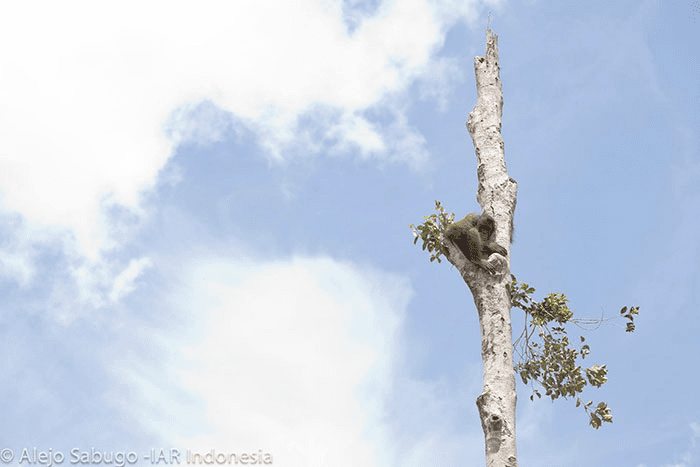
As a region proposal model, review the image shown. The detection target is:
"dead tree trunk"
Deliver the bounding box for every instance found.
[445,30,518,466]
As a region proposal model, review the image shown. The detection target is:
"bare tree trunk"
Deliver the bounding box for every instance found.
[447,30,518,466]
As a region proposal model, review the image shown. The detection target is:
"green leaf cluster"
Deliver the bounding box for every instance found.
[409,200,455,263]
[508,276,639,429]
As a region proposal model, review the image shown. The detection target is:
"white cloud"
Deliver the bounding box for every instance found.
[0,0,474,334]
[109,257,154,302]
[0,0,471,267]
[118,255,410,466]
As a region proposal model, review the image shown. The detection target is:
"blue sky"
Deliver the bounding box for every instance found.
[0,0,699,466]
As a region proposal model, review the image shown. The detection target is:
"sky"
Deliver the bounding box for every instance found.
[0,0,699,466]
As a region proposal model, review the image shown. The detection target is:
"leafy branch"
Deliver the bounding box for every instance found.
[508,276,639,428]
[409,200,454,263]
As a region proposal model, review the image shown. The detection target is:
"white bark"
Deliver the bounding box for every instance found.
[448,29,518,467]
